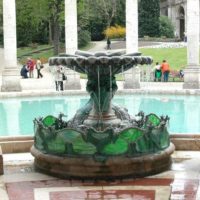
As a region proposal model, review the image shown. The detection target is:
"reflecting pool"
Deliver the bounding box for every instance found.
[0,94,200,136]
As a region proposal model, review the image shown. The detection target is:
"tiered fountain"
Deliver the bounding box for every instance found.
[31,50,175,179]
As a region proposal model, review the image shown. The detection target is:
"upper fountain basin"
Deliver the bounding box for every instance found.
[49,50,153,76]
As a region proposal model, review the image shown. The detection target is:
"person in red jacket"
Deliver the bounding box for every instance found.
[161,60,170,82]
[27,58,35,78]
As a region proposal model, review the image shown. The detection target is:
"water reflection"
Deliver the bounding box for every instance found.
[0,94,200,136]
[114,94,200,134]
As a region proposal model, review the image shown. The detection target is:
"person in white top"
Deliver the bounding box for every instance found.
[54,65,64,91]
[153,62,162,82]
[36,58,43,78]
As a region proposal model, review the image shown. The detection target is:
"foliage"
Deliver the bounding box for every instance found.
[16,0,64,54]
[86,0,125,41]
[16,0,40,46]
[78,30,91,48]
[2,0,126,48]
[159,15,174,38]
[139,0,160,37]
[104,25,126,39]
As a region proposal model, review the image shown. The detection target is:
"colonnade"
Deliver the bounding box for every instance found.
[1,0,200,92]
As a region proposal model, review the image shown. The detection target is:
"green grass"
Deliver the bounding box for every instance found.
[17,44,52,57]
[140,47,187,70]
[17,43,190,72]
[17,43,95,64]
[17,44,54,64]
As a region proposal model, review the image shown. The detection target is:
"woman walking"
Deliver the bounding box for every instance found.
[36,58,43,78]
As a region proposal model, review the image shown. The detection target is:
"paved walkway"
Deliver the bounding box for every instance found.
[1,151,200,199]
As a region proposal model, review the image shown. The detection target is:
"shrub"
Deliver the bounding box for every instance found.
[104,25,126,39]
[78,30,91,48]
[159,15,175,38]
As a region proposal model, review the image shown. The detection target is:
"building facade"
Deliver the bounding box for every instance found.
[160,0,187,40]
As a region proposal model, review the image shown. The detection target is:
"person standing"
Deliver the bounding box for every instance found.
[161,60,170,82]
[153,62,162,82]
[27,58,34,78]
[36,58,43,78]
[54,65,64,91]
[106,37,111,50]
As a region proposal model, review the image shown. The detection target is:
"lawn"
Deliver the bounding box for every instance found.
[140,47,187,70]
[17,43,189,71]
[17,44,54,64]
[17,43,95,65]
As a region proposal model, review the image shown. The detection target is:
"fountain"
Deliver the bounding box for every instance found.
[31,50,175,179]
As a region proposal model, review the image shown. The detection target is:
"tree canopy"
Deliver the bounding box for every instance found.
[0,0,175,54]
[139,0,160,37]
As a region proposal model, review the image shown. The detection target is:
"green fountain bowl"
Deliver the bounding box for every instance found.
[31,113,174,179]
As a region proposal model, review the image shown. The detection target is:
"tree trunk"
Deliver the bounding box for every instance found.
[53,19,60,55]
[49,19,53,45]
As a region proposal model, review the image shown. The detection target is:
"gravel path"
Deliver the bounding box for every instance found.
[88,40,188,52]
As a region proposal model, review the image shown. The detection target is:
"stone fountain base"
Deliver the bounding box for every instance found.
[31,143,175,180]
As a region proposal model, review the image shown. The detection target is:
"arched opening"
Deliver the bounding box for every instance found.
[178,6,185,40]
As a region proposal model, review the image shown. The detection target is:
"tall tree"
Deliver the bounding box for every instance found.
[139,0,160,37]
[16,0,64,54]
[16,0,42,46]
[87,0,125,40]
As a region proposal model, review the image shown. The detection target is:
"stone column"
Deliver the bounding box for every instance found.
[124,0,140,89]
[183,0,200,89]
[1,0,21,92]
[65,0,78,54]
[126,0,138,53]
[64,0,81,90]
[167,0,172,19]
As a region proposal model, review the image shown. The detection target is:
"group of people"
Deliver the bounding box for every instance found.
[20,58,43,79]
[20,57,66,91]
[153,60,171,82]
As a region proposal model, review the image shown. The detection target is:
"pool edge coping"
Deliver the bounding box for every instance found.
[0,134,200,153]
[1,88,200,99]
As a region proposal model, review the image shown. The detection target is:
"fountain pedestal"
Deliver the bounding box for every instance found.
[31,143,175,179]
[84,107,121,128]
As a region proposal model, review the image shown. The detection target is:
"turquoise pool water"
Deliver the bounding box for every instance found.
[0,94,199,136]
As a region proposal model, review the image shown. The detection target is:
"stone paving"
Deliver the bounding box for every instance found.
[1,151,200,199]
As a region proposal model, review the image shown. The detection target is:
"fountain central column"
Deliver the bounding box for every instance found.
[183,0,200,89]
[1,0,21,92]
[84,74,121,129]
